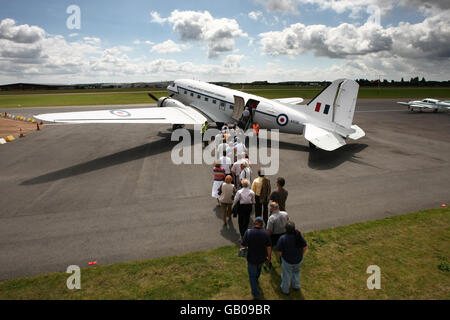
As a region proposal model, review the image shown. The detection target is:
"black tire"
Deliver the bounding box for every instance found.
[216,122,224,129]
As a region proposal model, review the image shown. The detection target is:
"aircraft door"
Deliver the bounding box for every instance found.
[232,95,245,121]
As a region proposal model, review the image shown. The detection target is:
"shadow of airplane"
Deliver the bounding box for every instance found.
[258,137,371,170]
[22,129,370,186]
[308,143,373,170]
[20,129,196,186]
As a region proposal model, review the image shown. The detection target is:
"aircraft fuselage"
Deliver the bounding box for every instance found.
[167,79,308,135]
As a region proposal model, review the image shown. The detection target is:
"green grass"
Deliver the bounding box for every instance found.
[0,87,449,108]
[0,88,165,95]
[0,92,164,108]
[0,207,448,300]
[241,87,450,99]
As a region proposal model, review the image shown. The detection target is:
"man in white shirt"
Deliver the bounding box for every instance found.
[216,139,228,160]
[233,179,256,238]
[219,151,232,175]
[239,161,251,186]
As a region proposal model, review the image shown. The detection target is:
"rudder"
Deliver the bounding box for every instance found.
[306,79,359,135]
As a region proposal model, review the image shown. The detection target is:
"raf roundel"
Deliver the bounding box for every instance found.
[110,110,131,117]
[276,114,289,126]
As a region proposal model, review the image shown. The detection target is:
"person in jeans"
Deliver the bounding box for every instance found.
[275,221,308,295]
[219,175,236,226]
[241,217,272,300]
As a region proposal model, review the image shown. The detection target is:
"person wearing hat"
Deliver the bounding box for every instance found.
[240,216,272,300]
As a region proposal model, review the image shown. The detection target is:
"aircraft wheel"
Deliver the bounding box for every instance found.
[433,109,438,113]
[216,122,224,129]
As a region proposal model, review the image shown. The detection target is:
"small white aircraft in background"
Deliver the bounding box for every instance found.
[35,78,365,151]
[397,98,450,112]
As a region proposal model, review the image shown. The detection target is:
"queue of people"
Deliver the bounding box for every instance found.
[209,122,307,300]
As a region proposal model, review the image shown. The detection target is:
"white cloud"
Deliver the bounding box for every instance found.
[256,0,450,19]
[150,11,167,24]
[259,22,392,58]
[222,54,245,69]
[0,18,45,43]
[258,10,450,80]
[151,10,247,58]
[151,40,186,54]
[248,11,263,21]
[255,0,300,14]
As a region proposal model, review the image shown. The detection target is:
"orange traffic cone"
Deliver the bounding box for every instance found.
[19,128,24,138]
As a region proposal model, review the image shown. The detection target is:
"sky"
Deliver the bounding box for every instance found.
[0,0,449,84]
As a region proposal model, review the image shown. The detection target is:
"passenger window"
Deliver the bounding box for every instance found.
[205,97,209,101]
[220,102,225,107]
[184,90,187,94]
[213,100,217,104]
[197,95,201,99]
[229,105,234,110]
[190,93,194,97]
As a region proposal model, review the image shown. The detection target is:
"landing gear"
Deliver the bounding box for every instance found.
[216,122,224,129]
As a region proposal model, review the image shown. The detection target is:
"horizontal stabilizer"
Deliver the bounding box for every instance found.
[304,123,346,151]
[348,124,365,140]
[273,97,304,105]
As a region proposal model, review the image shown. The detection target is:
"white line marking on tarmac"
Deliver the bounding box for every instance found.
[356,109,405,113]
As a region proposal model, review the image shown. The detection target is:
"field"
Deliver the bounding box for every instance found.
[0,87,449,108]
[0,207,448,300]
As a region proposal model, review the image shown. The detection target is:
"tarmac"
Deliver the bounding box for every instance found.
[0,99,449,280]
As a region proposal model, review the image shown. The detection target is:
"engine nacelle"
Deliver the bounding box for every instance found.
[157,97,187,109]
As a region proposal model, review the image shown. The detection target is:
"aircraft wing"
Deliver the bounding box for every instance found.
[438,101,450,110]
[397,102,433,109]
[34,106,207,125]
[304,123,346,151]
[272,97,304,105]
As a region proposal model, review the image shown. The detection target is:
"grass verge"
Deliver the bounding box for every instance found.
[0,87,449,108]
[0,207,448,300]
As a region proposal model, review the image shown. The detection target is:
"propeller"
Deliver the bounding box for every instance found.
[148,93,159,102]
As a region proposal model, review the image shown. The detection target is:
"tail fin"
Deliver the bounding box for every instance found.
[306,79,360,137]
[303,79,365,151]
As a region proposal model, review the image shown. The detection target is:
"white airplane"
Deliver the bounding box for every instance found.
[35,78,365,151]
[397,98,450,112]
